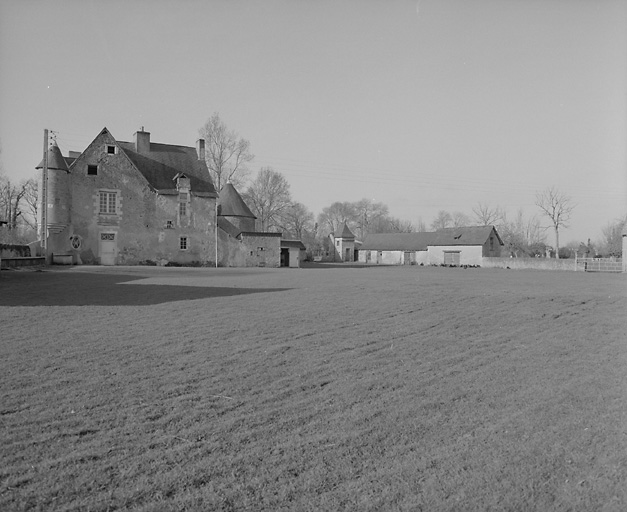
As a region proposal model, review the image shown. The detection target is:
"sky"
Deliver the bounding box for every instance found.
[1,0,625,244]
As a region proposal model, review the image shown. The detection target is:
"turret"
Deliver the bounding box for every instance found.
[36,143,71,235]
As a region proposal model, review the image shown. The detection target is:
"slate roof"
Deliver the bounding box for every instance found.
[36,144,70,172]
[217,217,241,238]
[360,232,434,251]
[431,226,503,246]
[117,141,217,197]
[218,182,256,218]
[361,226,502,251]
[338,223,355,239]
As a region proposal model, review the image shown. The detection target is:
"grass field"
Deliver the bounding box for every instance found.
[1,265,626,511]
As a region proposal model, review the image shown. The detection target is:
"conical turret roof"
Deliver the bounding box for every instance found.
[339,222,355,239]
[36,143,69,172]
[218,182,256,218]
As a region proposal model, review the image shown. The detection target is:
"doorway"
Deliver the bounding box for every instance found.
[100,232,117,265]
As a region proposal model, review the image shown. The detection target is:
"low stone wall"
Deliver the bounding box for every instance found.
[482,257,576,271]
[1,244,46,269]
[0,243,32,258]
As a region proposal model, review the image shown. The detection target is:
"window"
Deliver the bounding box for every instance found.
[166,220,173,229]
[180,237,188,250]
[179,193,188,216]
[87,165,98,175]
[106,145,117,155]
[99,191,116,214]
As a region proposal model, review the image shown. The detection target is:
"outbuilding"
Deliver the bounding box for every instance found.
[281,239,307,268]
[359,226,503,266]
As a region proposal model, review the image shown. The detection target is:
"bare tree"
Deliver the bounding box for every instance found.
[535,186,575,258]
[20,178,38,232]
[497,208,547,257]
[452,211,471,228]
[385,217,414,233]
[279,201,314,240]
[600,214,627,257]
[317,201,358,235]
[0,177,27,230]
[472,202,502,226]
[199,112,254,190]
[244,167,292,232]
[354,199,389,239]
[430,210,452,231]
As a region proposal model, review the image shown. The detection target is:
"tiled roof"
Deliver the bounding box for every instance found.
[218,183,256,218]
[36,144,69,172]
[361,226,502,251]
[281,239,306,250]
[117,141,217,197]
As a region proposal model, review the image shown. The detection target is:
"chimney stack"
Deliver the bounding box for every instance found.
[196,138,205,161]
[134,128,150,154]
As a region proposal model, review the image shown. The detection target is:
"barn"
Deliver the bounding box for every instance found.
[359,226,503,266]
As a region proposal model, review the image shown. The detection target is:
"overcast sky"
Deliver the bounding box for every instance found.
[1,0,625,243]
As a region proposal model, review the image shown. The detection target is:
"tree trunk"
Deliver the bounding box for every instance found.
[554,226,560,259]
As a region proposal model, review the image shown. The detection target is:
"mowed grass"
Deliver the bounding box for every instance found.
[1,265,626,511]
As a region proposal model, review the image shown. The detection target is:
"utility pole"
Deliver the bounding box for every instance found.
[41,129,48,253]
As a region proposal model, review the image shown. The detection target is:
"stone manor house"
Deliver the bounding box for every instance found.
[36,127,303,267]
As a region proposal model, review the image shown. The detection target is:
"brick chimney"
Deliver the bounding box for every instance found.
[134,127,150,154]
[196,138,205,161]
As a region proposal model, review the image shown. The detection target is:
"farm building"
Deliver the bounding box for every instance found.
[328,223,357,262]
[280,239,307,268]
[36,127,286,267]
[359,226,503,266]
[216,182,282,267]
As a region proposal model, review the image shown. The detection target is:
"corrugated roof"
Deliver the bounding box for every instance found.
[35,144,69,172]
[218,183,256,218]
[117,141,217,197]
[360,226,503,251]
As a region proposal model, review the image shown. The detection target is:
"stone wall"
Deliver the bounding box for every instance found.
[0,244,32,258]
[482,257,576,271]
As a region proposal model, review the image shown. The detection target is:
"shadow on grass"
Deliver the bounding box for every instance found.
[0,271,290,306]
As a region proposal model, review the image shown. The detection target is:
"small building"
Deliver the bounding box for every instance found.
[329,223,356,262]
[359,226,503,266]
[217,182,282,267]
[281,239,306,268]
